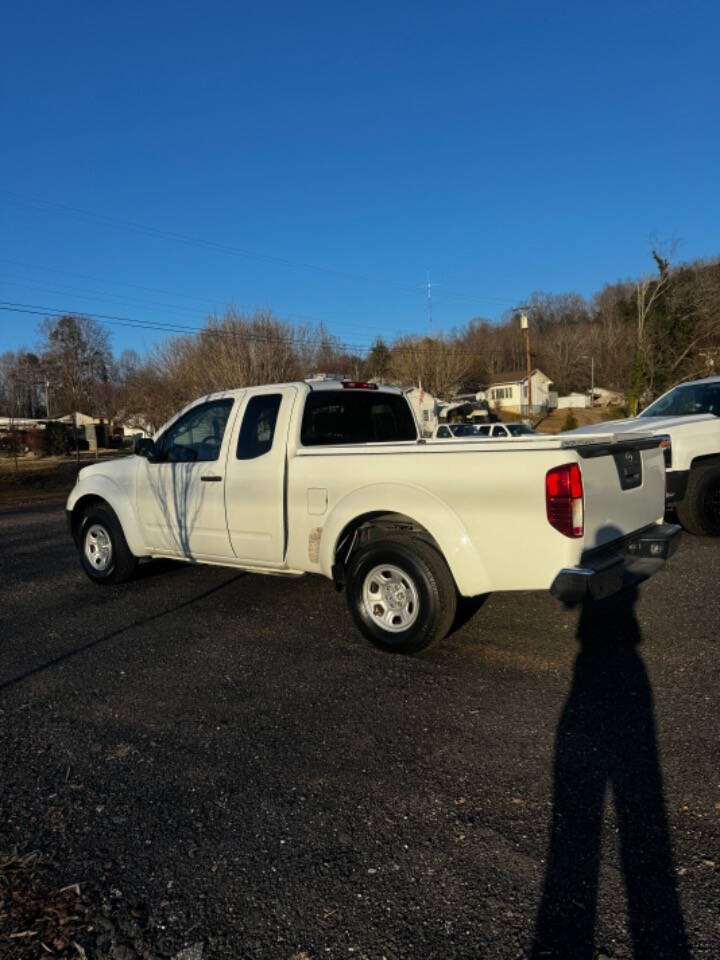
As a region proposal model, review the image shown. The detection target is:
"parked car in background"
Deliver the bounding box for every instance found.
[489,422,536,438]
[433,423,487,438]
[569,376,720,536]
[434,422,536,439]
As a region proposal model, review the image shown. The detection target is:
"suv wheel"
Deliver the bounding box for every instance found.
[676,465,720,536]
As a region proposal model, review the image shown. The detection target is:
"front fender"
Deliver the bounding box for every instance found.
[67,474,145,558]
[319,482,489,597]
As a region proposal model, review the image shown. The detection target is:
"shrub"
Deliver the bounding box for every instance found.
[561,409,579,431]
[42,421,71,456]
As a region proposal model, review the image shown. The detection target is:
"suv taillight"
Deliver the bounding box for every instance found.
[659,435,672,468]
[546,463,584,538]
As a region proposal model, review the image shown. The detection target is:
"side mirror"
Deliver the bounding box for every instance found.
[134,436,157,460]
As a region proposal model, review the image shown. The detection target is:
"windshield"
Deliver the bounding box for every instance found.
[639,382,720,418]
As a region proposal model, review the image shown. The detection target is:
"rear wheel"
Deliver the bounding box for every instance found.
[345,536,457,653]
[675,465,720,536]
[78,503,138,584]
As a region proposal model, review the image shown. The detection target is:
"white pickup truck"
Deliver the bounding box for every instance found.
[570,376,720,536]
[67,379,680,652]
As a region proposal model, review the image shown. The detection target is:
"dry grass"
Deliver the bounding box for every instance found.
[0,851,91,959]
[0,453,126,506]
[533,406,623,434]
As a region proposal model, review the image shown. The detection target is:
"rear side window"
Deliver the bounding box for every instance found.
[237,394,282,459]
[301,390,417,445]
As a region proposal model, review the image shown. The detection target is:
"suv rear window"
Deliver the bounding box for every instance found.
[301,390,417,445]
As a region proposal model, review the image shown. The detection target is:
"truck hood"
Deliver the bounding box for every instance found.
[77,456,135,482]
[567,413,717,436]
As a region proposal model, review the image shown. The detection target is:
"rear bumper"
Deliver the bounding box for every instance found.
[550,522,682,603]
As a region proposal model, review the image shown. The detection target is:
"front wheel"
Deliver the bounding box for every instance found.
[675,465,720,536]
[78,504,138,584]
[345,536,457,653]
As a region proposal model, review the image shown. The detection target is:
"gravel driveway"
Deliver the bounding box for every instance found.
[1,500,718,959]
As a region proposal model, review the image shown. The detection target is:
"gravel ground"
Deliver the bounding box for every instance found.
[0,500,718,960]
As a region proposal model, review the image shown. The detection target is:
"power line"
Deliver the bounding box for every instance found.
[2,191,519,308]
[0,300,385,353]
[0,300,503,360]
[0,261,418,339]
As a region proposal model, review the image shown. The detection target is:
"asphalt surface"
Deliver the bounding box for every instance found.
[1,500,718,960]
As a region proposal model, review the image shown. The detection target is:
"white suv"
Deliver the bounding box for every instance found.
[570,376,720,535]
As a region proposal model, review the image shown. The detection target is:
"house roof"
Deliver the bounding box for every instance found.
[486,368,550,386]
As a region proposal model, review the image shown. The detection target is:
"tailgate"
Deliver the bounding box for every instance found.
[570,436,666,550]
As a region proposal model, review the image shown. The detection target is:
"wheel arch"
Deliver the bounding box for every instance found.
[70,493,110,545]
[690,452,720,471]
[319,482,490,597]
[68,477,145,557]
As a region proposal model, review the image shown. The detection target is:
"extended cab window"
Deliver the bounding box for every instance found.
[159,399,234,462]
[301,390,417,445]
[237,394,282,459]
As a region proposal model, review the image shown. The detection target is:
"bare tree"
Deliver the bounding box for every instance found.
[39,314,113,416]
[389,335,470,398]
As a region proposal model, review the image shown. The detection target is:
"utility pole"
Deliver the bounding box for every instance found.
[44,378,51,419]
[519,309,532,417]
[581,354,595,407]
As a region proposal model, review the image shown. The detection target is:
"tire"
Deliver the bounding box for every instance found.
[78,503,138,584]
[675,465,720,536]
[345,535,457,653]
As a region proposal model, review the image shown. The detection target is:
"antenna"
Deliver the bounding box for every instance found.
[424,271,437,334]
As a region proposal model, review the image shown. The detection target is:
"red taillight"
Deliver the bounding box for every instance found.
[341,380,378,389]
[546,463,584,538]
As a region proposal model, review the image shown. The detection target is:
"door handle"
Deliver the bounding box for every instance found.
[201,475,223,482]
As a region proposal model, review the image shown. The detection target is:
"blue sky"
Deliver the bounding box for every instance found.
[1,0,718,357]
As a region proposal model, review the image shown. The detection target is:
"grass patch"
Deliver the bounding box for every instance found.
[0,454,126,506]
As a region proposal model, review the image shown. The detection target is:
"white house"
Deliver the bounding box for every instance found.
[557,392,590,409]
[404,386,441,436]
[485,369,554,414]
[556,387,625,409]
[54,411,97,427]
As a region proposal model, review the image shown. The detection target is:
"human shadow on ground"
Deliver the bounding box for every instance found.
[530,585,689,960]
